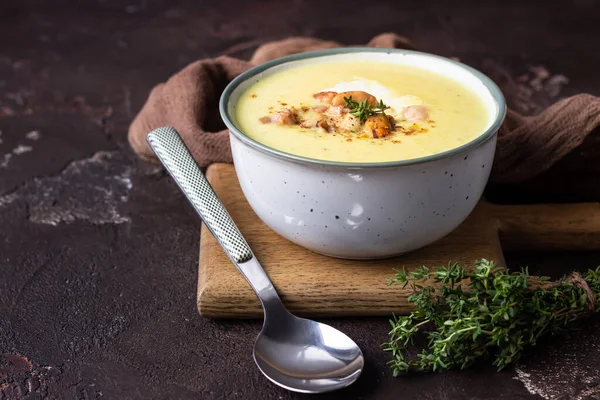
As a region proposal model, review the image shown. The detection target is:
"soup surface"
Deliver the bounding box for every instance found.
[235,58,492,163]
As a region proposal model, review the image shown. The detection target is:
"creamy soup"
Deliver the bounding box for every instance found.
[235,58,492,163]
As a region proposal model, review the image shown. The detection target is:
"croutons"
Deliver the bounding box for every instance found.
[365,114,392,138]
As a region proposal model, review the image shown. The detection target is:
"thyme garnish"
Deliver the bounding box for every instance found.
[343,96,390,123]
[382,259,600,375]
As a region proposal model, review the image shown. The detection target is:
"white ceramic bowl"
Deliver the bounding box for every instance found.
[220,48,506,260]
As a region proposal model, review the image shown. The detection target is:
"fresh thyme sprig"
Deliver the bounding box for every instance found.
[343,96,390,123]
[382,259,600,375]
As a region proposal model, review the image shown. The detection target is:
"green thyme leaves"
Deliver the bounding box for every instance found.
[343,96,390,123]
[382,259,600,375]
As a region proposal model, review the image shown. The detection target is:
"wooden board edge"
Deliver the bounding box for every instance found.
[487,202,600,252]
[197,222,213,316]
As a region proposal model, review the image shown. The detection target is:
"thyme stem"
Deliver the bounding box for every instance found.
[382,259,600,374]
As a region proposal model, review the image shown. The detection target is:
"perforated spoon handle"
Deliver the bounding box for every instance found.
[146,126,253,264]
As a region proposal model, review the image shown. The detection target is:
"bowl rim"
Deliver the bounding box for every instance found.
[219,47,507,169]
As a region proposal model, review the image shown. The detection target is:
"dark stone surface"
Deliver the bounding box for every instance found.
[1,0,599,399]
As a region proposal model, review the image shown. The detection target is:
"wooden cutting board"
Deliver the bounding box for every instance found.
[197,163,600,319]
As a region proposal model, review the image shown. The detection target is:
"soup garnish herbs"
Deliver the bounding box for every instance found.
[259,90,431,140]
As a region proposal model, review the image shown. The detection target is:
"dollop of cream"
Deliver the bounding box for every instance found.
[322,77,424,116]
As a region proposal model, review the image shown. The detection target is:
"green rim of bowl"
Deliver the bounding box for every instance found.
[219,47,507,169]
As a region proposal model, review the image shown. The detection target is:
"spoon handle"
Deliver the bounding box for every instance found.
[146,126,253,264]
[146,127,285,312]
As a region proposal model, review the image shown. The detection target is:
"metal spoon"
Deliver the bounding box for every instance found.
[146,127,364,394]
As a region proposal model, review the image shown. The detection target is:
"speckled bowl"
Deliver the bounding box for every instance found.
[219,48,506,260]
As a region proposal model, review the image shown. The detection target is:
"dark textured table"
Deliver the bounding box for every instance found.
[1,1,599,399]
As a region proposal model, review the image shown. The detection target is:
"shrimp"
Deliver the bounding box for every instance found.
[312,105,329,113]
[402,105,429,122]
[331,91,377,107]
[328,105,348,117]
[259,108,297,125]
[313,91,337,104]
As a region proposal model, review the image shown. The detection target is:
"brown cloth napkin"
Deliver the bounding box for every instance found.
[128,33,600,185]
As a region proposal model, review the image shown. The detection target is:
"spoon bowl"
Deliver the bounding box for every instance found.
[146,126,364,394]
[254,313,364,393]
